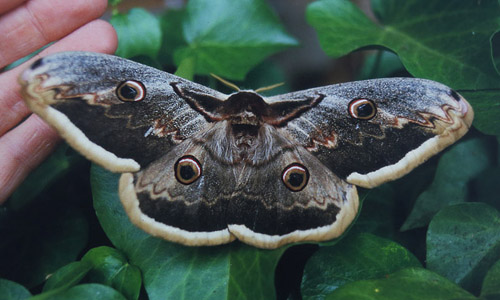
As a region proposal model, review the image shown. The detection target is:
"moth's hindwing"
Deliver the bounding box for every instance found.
[118,123,359,249]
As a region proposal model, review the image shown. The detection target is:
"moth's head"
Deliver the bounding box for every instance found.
[223,91,268,126]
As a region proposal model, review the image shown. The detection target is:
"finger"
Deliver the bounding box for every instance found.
[0,0,27,15]
[0,19,117,137]
[0,0,108,68]
[0,114,59,204]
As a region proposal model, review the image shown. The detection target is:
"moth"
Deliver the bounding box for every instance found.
[20,52,473,249]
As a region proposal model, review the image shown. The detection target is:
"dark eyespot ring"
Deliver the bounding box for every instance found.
[174,155,202,185]
[348,98,377,120]
[116,80,146,102]
[282,163,309,192]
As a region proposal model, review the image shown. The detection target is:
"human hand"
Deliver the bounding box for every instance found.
[0,0,117,203]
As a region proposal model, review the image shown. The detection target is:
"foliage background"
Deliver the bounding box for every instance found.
[1,0,499,299]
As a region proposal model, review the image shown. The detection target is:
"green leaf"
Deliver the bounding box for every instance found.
[401,136,497,230]
[90,166,286,300]
[324,268,476,300]
[427,203,500,293]
[349,186,398,239]
[307,0,500,90]
[356,50,406,80]
[0,279,31,300]
[174,55,196,80]
[302,233,421,299]
[481,259,500,299]
[111,8,162,59]
[8,144,82,210]
[158,8,187,66]
[240,61,290,96]
[173,0,298,80]
[462,90,500,139]
[42,261,92,292]
[470,167,500,211]
[43,283,126,300]
[0,202,89,287]
[82,246,141,300]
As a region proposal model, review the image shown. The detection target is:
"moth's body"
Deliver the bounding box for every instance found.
[195,92,283,165]
[131,90,354,247]
[20,52,473,248]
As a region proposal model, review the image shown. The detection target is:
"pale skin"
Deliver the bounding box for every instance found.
[0,0,118,203]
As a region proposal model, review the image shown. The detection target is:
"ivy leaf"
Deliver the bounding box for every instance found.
[43,284,126,300]
[82,247,141,300]
[0,201,88,288]
[90,166,286,300]
[356,51,406,80]
[324,268,476,300]
[401,136,497,231]
[481,259,500,300]
[427,203,500,293]
[42,261,92,292]
[173,0,298,80]
[0,279,31,300]
[470,167,500,211]
[111,8,162,59]
[8,144,82,210]
[349,186,398,239]
[306,0,500,90]
[301,233,421,299]
[461,90,500,140]
[158,8,187,66]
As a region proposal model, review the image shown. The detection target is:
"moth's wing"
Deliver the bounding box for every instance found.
[266,78,474,188]
[118,133,237,246]
[118,123,358,249]
[226,144,358,249]
[20,51,227,172]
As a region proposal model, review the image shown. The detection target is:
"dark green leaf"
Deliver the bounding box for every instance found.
[481,259,500,299]
[0,279,31,300]
[427,203,500,293]
[356,51,405,80]
[461,90,500,139]
[42,261,92,292]
[324,268,476,300]
[470,167,500,211]
[8,144,82,210]
[239,61,290,96]
[111,8,162,59]
[402,136,497,230]
[174,55,196,80]
[82,246,141,300]
[90,166,285,300]
[0,203,88,287]
[47,283,126,300]
[158,9,187,66]
[302,233,421,299]
[349,185,398,239]
[173,0,298,80]
[307,0,500,89]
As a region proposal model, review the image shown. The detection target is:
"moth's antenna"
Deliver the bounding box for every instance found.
[210,73,240,91]
[255,82,285,93]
